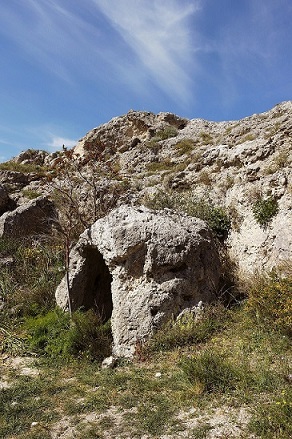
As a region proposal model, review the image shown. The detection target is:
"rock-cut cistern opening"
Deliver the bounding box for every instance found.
[81,246,113,322]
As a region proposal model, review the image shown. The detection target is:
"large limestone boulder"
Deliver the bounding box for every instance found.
[0,196,56,238]
[55,205,222,358]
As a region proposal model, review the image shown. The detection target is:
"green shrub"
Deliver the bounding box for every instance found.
[174,139,194,156]
[155,126,178,140]
[207,206,232,240]
[25,308,112,362]
[143,191,231,240]
[180,349,239,393]
[249,388,292,438]
[252,196,279,228]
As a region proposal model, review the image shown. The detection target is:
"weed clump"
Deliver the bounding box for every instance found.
[174,139,195,156]
[0,237,64,320]
[244,268,292,336]
[252,196,278,228]
[249,388,292,438]
[25,308,112,362]
[199,132,213,145]
[0,160,48,175]
[180,349,239,393]
[143,190,231,240]
[143,304,227,354]
[154,126,178,140]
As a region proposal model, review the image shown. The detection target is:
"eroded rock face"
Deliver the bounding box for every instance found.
[0,185,16,215]
[55,205,222,358]
[12,149,49,166]
[3,103,291,275]
[73,110,187,158]
[0,196,56,238]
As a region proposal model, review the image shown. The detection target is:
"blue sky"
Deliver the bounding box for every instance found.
[0,0,291,162]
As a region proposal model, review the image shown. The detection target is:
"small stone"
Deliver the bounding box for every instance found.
[101,356,116,369]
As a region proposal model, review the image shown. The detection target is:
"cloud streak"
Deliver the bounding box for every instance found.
[0,0,106,83]
[93,0,200,103]
[0,0,200,104]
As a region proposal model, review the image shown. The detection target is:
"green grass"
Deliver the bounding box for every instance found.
[0,160,48,175]
[1,234,291,438]
[1,300,291,438]
[179,349,240,394]
[25,308,112,362]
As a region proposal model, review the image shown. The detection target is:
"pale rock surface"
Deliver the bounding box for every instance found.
[1,101,291,274]
[73,110,187,158]
[12,149,49,166]
[55,205,221,357]
[0,170,30,191]
[71,102,291,274]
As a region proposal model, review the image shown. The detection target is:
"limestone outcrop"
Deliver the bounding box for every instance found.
[12,149,49,166]
[73,110,187,158]
[1,101,291,275]
[55,205,222,358]
[0,196,56,238]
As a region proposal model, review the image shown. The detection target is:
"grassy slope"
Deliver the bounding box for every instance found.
[0,238,291,439]
[1,302,291,438]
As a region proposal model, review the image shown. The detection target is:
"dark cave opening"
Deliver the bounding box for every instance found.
[82,246,113,322]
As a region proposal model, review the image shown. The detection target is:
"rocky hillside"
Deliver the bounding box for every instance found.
[0,101,291,274]
[0,102,291,439]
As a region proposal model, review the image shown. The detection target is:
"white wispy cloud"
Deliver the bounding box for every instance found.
[0,0,105,83]
[93,0,200,103]
[0,0,200,104]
